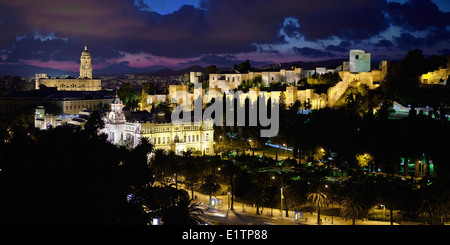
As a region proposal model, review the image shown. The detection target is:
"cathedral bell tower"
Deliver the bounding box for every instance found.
[79,45,92,79]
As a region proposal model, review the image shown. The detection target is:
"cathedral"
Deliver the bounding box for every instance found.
[35,45,101,91]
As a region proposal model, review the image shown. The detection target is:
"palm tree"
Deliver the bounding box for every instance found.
[340,196,366,225]
[199,174,222,205]
[419,182,449,225]
[245,172,268,215]
[339,179,375,225]
[306,185,331,225]
[419,198,445,225]
[138,184,205,225]
[166,150,182,189]
[161,193,205,225]
[150,149,169,185]
[221,160,241,210]
[376,177,404,225]
[125,137,154,187]
[181,156,203,199]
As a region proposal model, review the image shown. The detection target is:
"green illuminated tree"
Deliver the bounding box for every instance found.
[118,82,140,110]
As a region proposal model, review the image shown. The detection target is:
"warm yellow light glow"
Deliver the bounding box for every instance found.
[356,153,374,169]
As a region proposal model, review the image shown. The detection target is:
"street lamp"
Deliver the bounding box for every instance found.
[280,186,284,219]
[325,184,333,224]
[271,175,283,218]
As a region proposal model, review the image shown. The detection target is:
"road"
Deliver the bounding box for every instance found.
[200,205,301,225]
[188,188,404,225]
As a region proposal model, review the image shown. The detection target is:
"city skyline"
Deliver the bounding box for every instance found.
[0,0,449,73]
[1,0,450,230]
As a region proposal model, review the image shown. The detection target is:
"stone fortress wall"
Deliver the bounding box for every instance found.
[145,50,388,111]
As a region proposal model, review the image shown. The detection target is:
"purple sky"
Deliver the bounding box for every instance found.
[0,0,449,72]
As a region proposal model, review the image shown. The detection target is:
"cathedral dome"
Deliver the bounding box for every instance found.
[81,45,90,57]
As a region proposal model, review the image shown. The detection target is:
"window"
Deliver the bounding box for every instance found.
[355,55,359,59]
[158,137,160,144]
[196,135,199,142]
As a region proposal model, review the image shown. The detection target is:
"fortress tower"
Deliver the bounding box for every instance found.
[349,49,371,73]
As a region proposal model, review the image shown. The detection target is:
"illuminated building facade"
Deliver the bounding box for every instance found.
[103,96,215,155]
[35,46,101,91]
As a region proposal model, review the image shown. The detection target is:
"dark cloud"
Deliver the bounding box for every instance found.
[395,27,450,50]
[183,54,270,67]
[426,28,450,45]
[395,33,428,50]
[340,41,352,47]
[374,39,394,48]
[438,49,450,55]
[387,0,450,31]
[257,45,280,54]
[0,3,31,47]
[292,47,335,58]
[325,45,348,53]
[1,0,393,59]
[298,0,390,40]
[0,0,448,68]
[3,33,124,64]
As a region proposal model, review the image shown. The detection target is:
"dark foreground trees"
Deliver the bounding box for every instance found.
[0,122,204,225]
[0,125,144,224]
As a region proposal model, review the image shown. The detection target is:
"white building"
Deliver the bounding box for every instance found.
[34,105,92,130]
[102,96,215,155]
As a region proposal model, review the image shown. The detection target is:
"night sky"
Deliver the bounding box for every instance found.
[0,0,449,73]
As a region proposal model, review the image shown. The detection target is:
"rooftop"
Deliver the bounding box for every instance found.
[1,89,113,101]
